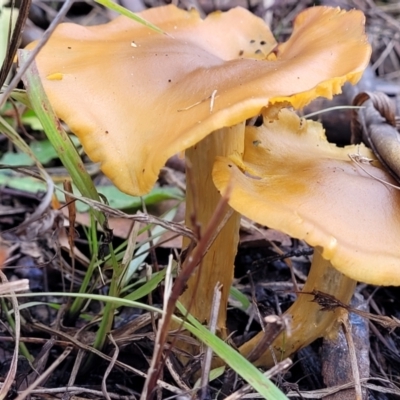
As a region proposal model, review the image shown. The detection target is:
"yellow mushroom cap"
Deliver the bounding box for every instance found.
[26,5,370,195]
[212,109,400,285]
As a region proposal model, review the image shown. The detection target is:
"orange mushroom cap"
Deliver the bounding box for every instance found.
[212,109,400,285]
[26,5,370,195]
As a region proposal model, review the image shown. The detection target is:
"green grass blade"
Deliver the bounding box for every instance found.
[230,286,251,312]
[94,0,165,34]
[19,49,105,226]
[1,298,33,362]
[177,301,288,400]
[0,114,34,156]
[9,88,31,107]
[66,213,100,323]
[123,269,167,302]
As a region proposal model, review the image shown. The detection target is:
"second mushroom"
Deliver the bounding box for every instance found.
[213,107,400,365]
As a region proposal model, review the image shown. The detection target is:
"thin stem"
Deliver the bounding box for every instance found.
[81,243,121,373]
[65,211,99,324]
[240,248,357,367]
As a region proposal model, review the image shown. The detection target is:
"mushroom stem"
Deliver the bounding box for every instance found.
[239,247,357,366]
[180,123,245,335]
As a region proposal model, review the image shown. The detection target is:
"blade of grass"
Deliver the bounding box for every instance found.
[230,286,251,313]
[1,298,33,363]
[19,49,105,226]
[176,301,287,400]
[0,114,39,161]
[94,0,165,35]
[123,269,167,302]
[9,89,31,107]
[65,212,100,324]
[83,239,124,372]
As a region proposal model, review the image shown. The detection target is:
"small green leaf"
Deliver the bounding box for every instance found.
[1,137,82,166]
[194,366,225,388]
[94,0,165,35]
[21,109,44,131]
[0,170,46,192]
[0,152,33,166]
[97,185,183,210]
[230,286,251,312]
[123,269,167,302]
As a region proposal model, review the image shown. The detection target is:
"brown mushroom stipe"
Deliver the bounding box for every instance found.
[212,108,400,366]
[181,124,243,332]
[26,5,371,336]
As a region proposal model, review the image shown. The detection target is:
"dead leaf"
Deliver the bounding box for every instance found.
[352,91,400,184]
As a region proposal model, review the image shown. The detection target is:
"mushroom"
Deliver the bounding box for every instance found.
[212,107,400,366]
[25,5,371,335]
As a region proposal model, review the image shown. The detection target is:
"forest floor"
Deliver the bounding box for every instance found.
[1,0,400,399]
